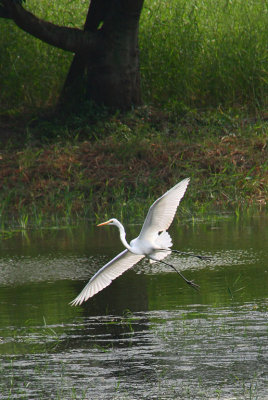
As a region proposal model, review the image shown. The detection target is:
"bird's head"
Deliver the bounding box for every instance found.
[97,218,119,227]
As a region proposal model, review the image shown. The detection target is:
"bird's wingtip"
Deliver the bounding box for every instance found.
[178,177,190,185]
[183,177,190,187]
[69,298,81,306]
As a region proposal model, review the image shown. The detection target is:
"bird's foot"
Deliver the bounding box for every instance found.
[195,255,212,261]
[186,279,200,291]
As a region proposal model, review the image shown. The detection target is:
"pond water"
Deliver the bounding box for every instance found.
[0,215,267,399]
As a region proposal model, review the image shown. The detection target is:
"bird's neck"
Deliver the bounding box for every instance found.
[116,221,132,252]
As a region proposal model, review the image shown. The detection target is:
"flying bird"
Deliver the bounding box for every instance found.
[71,178,203,306]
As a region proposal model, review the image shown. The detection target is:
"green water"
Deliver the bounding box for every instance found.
[0,215,267,399]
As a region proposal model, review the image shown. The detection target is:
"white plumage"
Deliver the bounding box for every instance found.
[70,178,190,306]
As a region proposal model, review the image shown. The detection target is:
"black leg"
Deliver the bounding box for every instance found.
[171,249,211,261]
[157,259,200,291]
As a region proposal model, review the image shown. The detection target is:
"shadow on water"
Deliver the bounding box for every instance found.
[0,215,268,399]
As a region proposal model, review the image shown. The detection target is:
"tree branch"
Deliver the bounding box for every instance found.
[2,0,98,53]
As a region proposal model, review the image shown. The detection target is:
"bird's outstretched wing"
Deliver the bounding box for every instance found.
[138,178,190,241]
[70,249,144,306]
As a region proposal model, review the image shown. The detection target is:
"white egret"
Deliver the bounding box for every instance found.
[71,178,204,306]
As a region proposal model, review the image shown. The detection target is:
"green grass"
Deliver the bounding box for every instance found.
[0,0,267,112]
[0,107,267,228]
[140,0,268,110]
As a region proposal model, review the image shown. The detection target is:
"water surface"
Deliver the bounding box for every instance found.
[0,215,267,399]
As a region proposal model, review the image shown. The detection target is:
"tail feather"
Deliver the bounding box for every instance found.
[150,231,172,263]
[155,231,173,248]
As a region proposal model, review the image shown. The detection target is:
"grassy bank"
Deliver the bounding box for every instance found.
[0,107,267,228]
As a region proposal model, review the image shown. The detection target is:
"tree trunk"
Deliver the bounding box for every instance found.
[59,0,107,106]
[61,0,143,111]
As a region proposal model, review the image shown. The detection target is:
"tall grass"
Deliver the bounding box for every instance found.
[140,0,268,110]
[0,0,267,112]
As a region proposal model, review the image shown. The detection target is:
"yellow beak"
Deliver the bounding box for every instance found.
[97,220,111,227]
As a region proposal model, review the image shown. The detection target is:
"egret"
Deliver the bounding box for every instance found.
[71,178,206,306]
